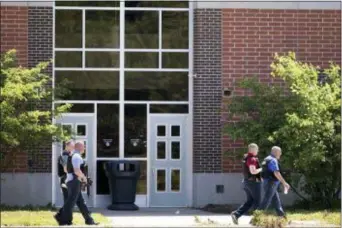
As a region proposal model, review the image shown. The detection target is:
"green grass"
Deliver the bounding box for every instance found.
[251,209,341,228]
[0,204,111,226]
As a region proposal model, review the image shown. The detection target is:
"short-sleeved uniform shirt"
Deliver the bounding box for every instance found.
[265,154,280,183]
[65,150,84,183]
[245,153,259,168]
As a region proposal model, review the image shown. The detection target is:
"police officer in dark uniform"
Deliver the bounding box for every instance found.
[57,140,74,203]
[231,143,263,225]
[54,141,97,226]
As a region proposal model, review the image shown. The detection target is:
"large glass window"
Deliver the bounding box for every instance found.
[125,52,158,68]
[162,12,188,49]
[54,2,190,199]
[97,104,119,158]
[86,11,120,48]
[55,52,82,68]
[86,52,120,68]
[56,1,119,7]
[125,11,158,49]
[55,10,82,48]
[125,72,188,101]
[55,71,119,100]
[125,104,147,158]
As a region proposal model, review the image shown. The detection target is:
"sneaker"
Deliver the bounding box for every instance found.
[231,212,239,225]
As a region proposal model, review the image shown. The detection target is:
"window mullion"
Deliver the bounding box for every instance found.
[119,1,125,159]
[82,9,86,69]
[159,10,162,69]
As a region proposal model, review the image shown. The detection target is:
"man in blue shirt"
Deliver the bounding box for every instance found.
[259,146,290,218]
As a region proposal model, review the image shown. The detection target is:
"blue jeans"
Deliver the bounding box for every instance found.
[234,180,262,218]
[259,180,285,216]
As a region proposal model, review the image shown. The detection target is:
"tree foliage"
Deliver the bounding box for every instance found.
[226,52,341,207]
[0,50,70,171]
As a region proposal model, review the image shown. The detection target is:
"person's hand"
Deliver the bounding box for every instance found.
[283,182,290,190]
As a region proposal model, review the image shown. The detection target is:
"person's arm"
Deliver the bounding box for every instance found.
[247,157,262,175]
[249,165,262,175]
[274,171,288,186]
[269,160,290,189]
[72,155,87,182]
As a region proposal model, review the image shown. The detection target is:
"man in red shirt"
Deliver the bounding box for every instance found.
[231,143,262,225]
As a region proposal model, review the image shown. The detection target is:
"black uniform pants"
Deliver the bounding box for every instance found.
[58,178,94,224]
[234,179,262,218]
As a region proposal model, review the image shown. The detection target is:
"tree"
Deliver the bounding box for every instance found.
[0,50,70,172]
[226,52,341,208]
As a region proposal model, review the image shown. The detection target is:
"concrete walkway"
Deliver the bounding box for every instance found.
[94,208,253,227]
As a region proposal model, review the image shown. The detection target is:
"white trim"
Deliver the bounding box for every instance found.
[93,104,97,207]
[52,2,56,206]
[125,7,189,11]
[146,103,151,207]
[170,168,181,193]
[188,0,194,208]
[149,114,188,117]
[82,9,86,69]
[158,10,162,69]
[54,48,188,53]
[119,0,125,159]
[96,157,147,161]
[125,68,189,72]
[60,113,94,117]
[55,7,120,10]
[54,67,120,71]
[156,140,167,161]
[54,67,188,72]
[53,101,189,104]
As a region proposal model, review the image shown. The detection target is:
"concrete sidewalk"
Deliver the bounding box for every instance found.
[93,207,253,227]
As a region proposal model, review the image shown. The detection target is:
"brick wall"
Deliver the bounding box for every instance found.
[0,6,53,173]
[222,9,341,172]
[0,6,28,66]
[1,6,29,172]
[193,9,222,173]
[27,7,53,172]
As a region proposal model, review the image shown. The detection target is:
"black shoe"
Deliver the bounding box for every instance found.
[86,220,99,225]
[231,212,239,225]
[54,213,69,226]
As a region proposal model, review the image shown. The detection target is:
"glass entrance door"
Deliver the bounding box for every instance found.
[149,114,190,207]
[54,114,95,207]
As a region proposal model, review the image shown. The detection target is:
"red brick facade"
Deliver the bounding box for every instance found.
[0,6,28,67]
[222,9,341,172]
[1,6,29,172]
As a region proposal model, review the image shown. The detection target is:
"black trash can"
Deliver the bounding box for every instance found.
[104,161,140,211]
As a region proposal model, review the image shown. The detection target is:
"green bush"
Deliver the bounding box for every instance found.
[226,52,341,208]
